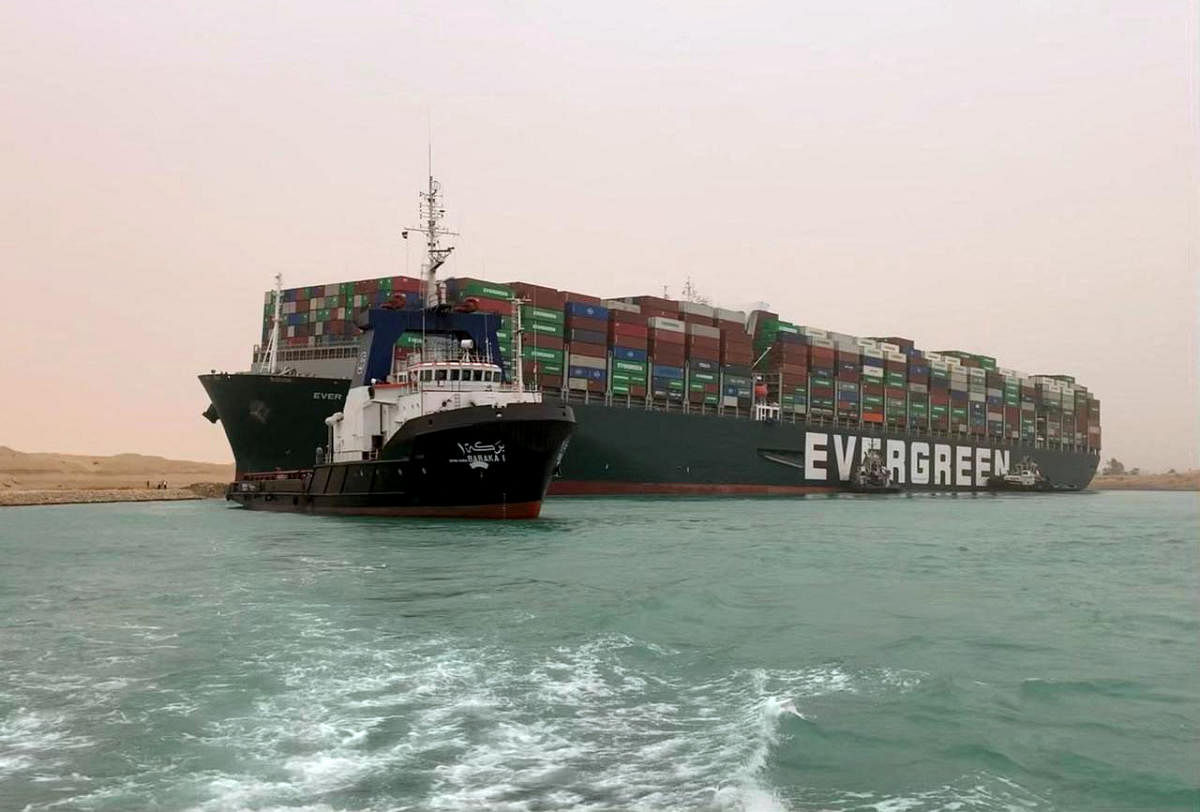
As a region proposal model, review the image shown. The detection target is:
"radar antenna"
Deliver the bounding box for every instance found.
[403,169,458,308]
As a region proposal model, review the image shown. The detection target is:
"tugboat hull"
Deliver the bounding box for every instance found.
[228,402,575,519]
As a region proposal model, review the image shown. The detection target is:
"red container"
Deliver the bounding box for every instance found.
[629,295,678,311]
[715,318,747,334]
[389,275,424,293]
[611,323,649,340]
[642,306,681,319]
[524,335,566,350]
[680,313,712,327]
[569,340,607,357]
[648,329,686,345]
[863,383,885,396]
[610,310,649,327]
[809,347,835,365]
[862,411,884,423]
[885,387,906,400]
[885,360,906,373]
[567,315,607,333]
[651,350,686,366]
[508,282,568,309]
[562,291,603,305]
[457,295,510,314]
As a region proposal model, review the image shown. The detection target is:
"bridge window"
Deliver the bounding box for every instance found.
[450,369,461,381]
[435,369,447,382]
[472,369,483,381]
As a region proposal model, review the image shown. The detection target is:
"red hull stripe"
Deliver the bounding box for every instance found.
[312,500,544,519]
[547,481,838,496]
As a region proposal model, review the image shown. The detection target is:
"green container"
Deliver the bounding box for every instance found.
[317,309,331,321]
[667,380,684,391]
[526,321,565,338]
[931,404,948,416]
[863,394,884,407]
[810,374,833,388]
[523,346,564,363]
[458,280,514,300]
[395,332,425,349]
[690,370,717,383]
[704,394,719,405]
[521,305,564,325]
[885,373,906,387]
[689,381,706,392]
[611,381,630,395]
[614,359,647,375]
[528,361,564,376]
[951,407,967,420]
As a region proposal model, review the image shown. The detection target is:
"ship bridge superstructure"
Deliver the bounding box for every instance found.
[324,352,543,463]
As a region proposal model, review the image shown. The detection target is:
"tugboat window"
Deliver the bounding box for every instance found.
[472,369,483,381]
[450,369,461,381]
[435,369,447,381]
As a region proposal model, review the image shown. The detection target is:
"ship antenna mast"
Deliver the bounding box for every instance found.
[261,272,283,374]
[403,148,458,308]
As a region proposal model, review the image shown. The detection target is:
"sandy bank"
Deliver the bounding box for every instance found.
[1090,472,1200,491]
[0,487,221,507]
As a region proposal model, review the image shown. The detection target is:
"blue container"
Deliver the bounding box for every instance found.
[838,392,860,402]
[565,301,609,320]
[568,366,606,382]
[909,364,930,377]
[652,364,684,380]
[612,345,647,362]
[986,395,1003,406]
[862,356,884,368]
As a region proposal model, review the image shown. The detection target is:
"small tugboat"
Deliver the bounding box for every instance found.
[986,457,1055,492]
[227,336,574,518]
[845,449,903,494]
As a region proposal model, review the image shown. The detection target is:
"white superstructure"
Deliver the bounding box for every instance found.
[324,349,543,463]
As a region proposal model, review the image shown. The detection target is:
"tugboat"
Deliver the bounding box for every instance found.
[986,457,1055,492]
[227,333,575,518]
[845,449,903,494]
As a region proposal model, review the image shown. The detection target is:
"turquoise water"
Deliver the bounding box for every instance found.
[1,492,1196,810]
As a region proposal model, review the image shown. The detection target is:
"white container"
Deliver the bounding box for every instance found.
[283,302,296,315]
[647,316,686,333]
[678,301,715,318]
[568,353,606,368]
[715,308,746,324]
[885,351,907,362]
[809,336,835,348]
[862,365,884,378]
[856,338,878,349]
[799,326,828,338]
[969,391,985,402]
[879,342,901,354]
[931,361,949,372]
[603,299,642,314]
[721,395,739,407]
[567,377,591,390]
[863,347,884,359]
[943,356,961,368]
[324,284,339,296]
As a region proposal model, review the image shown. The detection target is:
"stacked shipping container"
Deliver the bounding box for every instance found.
[261,276,1099,450]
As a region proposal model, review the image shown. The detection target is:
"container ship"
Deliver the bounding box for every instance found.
[202,178,1101,494]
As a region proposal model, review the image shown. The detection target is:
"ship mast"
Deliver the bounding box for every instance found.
[261,272,283,374]
[404,162,457,307]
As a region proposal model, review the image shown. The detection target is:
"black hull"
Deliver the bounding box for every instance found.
[227,402,574,519]
[200,372,350,475]
[201,376,1100,495]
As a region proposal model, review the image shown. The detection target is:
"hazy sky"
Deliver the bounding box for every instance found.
[1,1,1196,471]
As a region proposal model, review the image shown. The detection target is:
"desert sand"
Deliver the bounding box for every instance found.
[1089,471,1200,491]
[0,446,232,506]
